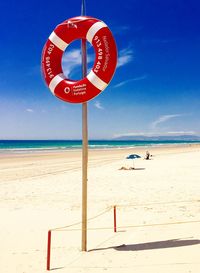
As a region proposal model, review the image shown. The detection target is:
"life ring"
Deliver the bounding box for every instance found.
[41,16,117,103]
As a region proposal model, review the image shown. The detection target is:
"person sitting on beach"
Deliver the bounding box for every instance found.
[144,150,150,160]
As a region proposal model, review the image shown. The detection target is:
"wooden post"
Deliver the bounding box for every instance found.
[82,102,88,252]
[81,0,88,252]
[47,230,51,270]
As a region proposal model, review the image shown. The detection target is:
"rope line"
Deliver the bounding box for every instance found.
[50,199,200,232]
[51,206,112,231]
[115,199,200,209]
[52,219,200,232]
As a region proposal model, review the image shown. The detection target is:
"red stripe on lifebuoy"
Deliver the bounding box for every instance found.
[41,16,117,103]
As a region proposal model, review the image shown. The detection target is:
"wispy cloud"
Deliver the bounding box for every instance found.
[167,131,196,135]
[113,132,149,138]
[151,114,183,129]
[114,75,147,88]
[94,101,104,110]
[113,130,197,139]
[62,49,93,77]
[60,46,134,76]
[26,108,34,113]
[117,47,134,68]
[62,49,82,77]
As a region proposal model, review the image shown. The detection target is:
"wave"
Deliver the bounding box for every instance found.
[0,140,199,154]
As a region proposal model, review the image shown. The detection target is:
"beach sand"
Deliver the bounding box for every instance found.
[0,144,200,273]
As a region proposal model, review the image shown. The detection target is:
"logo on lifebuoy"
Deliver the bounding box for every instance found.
[64,87,71,94]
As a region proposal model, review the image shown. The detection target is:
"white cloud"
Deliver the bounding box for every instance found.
[151,114,183,129]
[26,108,34,113]
[94,101,104,110]
[167,131,196,135]
[62,46,133,76]
[114,75,147,88]
[117,47,134,68]
[113,132,149,138]
[62,49,82,77]
[113,131,197,139]
[62,49,93,77]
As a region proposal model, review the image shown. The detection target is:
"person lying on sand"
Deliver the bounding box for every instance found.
[119,166,135,170]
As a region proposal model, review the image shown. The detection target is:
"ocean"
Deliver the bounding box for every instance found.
[0,140,199,153]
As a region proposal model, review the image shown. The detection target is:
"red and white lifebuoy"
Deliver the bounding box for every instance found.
[41,16,117,103]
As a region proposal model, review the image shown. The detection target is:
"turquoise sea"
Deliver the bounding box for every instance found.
[0,140,199,153]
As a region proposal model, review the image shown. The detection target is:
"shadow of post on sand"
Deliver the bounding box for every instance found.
[89,238,200,252]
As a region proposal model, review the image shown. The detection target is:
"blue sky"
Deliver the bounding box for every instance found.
[0,0,200,139]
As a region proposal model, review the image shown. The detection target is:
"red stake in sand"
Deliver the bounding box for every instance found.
[114,205,117,232]
[47,230,51,270]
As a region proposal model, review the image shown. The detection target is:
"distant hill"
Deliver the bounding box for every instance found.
[114,134,200,141]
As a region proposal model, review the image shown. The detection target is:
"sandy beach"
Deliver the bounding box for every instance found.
[0,144,200,273]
